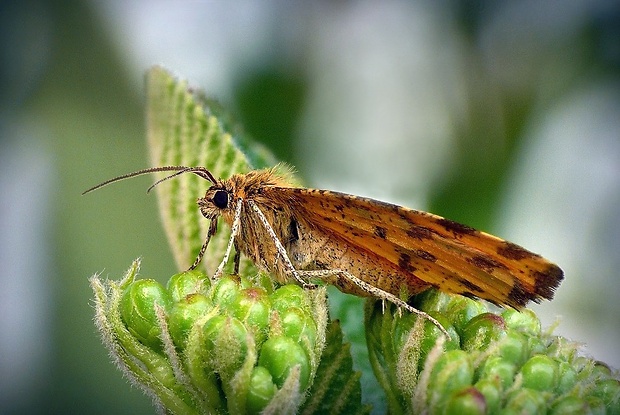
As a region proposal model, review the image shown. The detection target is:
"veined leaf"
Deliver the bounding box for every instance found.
[145,66,277,276]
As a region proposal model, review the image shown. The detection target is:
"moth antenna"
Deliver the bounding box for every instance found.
[145,167,218,193]
[82,166,217,195]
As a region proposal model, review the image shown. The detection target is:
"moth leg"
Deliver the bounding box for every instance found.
[189,219,218,271]
[247,200,317,290]
[232,240,241,275]
[296,269,451,339]
[214,198,243,279]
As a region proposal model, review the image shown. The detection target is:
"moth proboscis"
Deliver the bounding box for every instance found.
[84,165,564,338]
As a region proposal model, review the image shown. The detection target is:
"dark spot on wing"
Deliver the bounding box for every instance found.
[497,242,538,260]
[374,226,387,239]
[507,281,530,308]
[288,218,299,243]
[436,218,477,236]
[457,277,484,294]
[533,264,564,299]
[312,260,328,269]
[398,253,416,273]
[468,255,508,273]
[461,292,478,301]
[415,250,437,262]
[407,226,433,240]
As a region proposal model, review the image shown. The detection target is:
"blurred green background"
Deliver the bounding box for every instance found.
[1,0,619,413]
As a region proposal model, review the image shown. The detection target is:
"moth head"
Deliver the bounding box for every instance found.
[197,184,235,220]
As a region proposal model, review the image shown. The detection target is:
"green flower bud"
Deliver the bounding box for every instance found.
[502,388,546,415]
[556,361,578,394]
[167,270,210,302]
[202,315,250,376]
[167,293,212,349]
[497,329,529,366]
[412,289,452,312]
[120,279,172,351]
[258,336,311,391]
[279,306,318,352]
[228,287,271,346]
[545,336,578,363]
[592,378,620,410]
[427,350,474,411]
[520,354,559,391]
[211,275,243,310]
[585,396,608,414]
[462,312,506,352]
[270,284,311,314]
[394,311,459,373]
[501,308,541,336]
[474,377,501,413]
[527,334,547,356]
[246,366,278,415]
[443,387,486,415]
[421,313,460,359]
[478,356,516,389]
[550,396,591,414]
[444,296,487,335]
[591,361,613,379]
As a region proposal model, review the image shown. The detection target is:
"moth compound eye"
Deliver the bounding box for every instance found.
[212,190,229,209]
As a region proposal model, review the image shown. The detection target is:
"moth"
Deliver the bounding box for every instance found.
[84,165,563,335]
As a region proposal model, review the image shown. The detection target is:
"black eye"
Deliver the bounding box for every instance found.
[212,190,229,209]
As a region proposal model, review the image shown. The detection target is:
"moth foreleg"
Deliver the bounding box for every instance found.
[189,219,218,271]
[296,269,450,338]
[233,240,240,275]
[214,198,243,279]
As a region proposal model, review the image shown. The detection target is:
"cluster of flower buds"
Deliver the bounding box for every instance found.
[91,259,370,415]
[92,260,619,414]
[366,289,620,414]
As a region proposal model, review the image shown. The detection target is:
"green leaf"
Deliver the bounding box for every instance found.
[301,320,372,415]
[145,66,277,276]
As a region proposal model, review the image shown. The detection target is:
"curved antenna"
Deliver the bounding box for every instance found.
[82,166,217,195]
